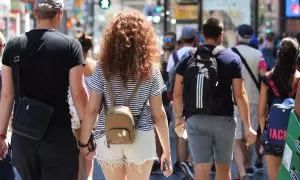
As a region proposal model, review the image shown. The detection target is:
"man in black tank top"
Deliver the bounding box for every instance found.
[0,1,88,179]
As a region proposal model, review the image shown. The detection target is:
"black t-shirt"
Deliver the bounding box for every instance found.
[2,29,84,138]
[176,44,243,117]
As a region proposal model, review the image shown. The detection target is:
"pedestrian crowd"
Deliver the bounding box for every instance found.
[0,1,300,180]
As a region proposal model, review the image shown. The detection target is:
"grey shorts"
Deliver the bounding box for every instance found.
[234,105,259,139]
[186,114,236,164]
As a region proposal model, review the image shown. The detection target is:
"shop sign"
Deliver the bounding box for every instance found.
[174,4,198,20]
[176,0,198,4]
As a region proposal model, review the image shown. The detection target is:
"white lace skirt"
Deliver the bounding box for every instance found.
[68,89,81,130]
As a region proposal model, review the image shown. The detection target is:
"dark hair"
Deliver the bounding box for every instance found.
[164,32,176,39]
[35,10,58,20]
[77,32,93,53]
[202,18,223,40]
[272,37,299,95]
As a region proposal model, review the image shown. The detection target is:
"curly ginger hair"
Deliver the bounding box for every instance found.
[98,10,161,83]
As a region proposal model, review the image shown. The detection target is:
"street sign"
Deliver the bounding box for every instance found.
[99,0,111,9]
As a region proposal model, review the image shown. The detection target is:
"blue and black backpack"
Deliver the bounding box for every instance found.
[263,77,299,147]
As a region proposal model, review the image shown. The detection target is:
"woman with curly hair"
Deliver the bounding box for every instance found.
[79,10,173,180]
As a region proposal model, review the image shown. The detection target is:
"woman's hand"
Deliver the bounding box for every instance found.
[0,139,8,160]
[160,151,173,177]
[79,147,95,160]
[245,126,257,146]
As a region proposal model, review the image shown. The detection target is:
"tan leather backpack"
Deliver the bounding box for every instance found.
[104,76,141,148]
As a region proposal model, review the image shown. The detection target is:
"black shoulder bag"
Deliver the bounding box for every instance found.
[12,35,54,140]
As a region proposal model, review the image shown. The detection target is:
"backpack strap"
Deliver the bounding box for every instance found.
[290,78,300,97]
[124,78,142,106]
[104,75,116,106]
[267,78,281,97]
[212,46,225,56]
[104,75,142,107]
[172,51,179,65]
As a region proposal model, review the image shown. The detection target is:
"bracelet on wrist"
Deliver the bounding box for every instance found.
[175,116,184,120]
[0,134,7,140]
[78,141,89,148]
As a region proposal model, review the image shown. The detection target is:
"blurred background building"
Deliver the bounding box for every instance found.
[1,0,300,49]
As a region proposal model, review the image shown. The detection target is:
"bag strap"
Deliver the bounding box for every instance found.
[172,51,179,65]
[232,47,260,90]
[267,76,299,98]
[104,74,142,107]
[212,46,225,56]
[135,95,150,127]
[13,34,27,107]
[290,78,299,97]
[124,78,142,106]
[187,46,224,67]
[104,75,115,106]
[294,80,300,116]
[267,78,281,97]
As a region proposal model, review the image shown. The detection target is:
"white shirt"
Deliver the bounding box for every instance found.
[234,44,265,105]
[166,46,193,72]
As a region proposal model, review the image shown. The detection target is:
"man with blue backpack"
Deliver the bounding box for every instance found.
[173,18,257,180]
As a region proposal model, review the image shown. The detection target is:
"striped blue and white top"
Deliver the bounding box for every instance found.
[90,65,166,139]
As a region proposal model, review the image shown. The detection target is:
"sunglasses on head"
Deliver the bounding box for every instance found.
[163,37,174,43]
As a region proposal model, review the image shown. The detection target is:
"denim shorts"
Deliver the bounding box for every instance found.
[95,130,158,166]
[186,114,236,164]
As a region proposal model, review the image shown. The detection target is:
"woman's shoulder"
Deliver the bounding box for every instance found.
[84,58,97,77]
[261,70,272,85]
[295,70,300,79]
